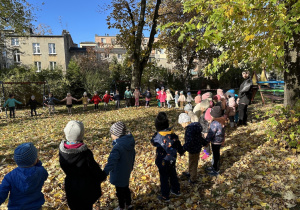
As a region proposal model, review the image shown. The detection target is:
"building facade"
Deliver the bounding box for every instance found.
[0,30,78,73]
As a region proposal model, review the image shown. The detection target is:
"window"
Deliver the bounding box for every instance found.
[111,38,116,45]
[48,43,56,54]
[13,50,21,63]
[105,53,109,58]
[160,49,165,54]
[101,38,106,43]
[49,62,56,70]
[11,38,19,46]
[35,62,41,72]
[33,43,40,54]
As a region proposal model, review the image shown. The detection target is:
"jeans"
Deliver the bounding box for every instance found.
[167,100,171,108]
[156,159,180,199]
[125,98,131,107]
[9,107,15,118]
[238,104,248,125]
[115,100,120,109]
[31,108,37,116]
[116,186,131,209]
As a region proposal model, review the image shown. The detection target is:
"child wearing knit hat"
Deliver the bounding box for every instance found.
[151,112,184,201]
[91,91,102,110]
[77,92,90,111]
[186,92,194,104]
[178,113,205,184]
[61,93,78,114]
[174,91,179,109]
[59,121,106,210]
[194,90,202,104]
[104,121,135,210]
[0,143,48,209]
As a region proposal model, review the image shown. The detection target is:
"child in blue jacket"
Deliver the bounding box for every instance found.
[104,121,135,210]
[0,143,48,210]
[151,112,184,202]
[3,94,22,118]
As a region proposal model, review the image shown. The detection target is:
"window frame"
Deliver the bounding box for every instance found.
[11,38,19,46]
[33,43,41,54]
[49,61,56,70]
[48,43,56,54]
[34,61,42,72]
[13,50,21,63]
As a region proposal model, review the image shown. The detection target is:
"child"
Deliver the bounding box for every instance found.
[226,89,239,124]
[184,104,198,122]
[0,143,48,209]
[77,92,89,111]
[159,88,167,108]
[213,95,222,107]
[104,122,135,210]
[178,113,205,184]
[194,91,202,104]
[156,88,161,107]
[3,94,22,118]
[174,91,179,109]
[113,90,121,109]
[102,91,112,110]
[133,87,141,108]
[225,97,237,127]
[61,93,78,114]
[151,112,184,201]
[44,92,60,114]
[91,91,102,110]
[166,89,173,108]
[59,121,106,210]
[205,106,226,176]
[144,88,152,108]
[28,95,40,116]
[217,89,225,99]
[124,87,133,108]
[178,91,186,110]
[186,92,193,104]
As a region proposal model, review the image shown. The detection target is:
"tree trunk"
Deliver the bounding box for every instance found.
[283,2,300,107]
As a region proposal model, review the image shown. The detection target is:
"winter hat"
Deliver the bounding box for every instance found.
[156,88,160,92]
[178,113,191,124]
[184,104,193,112]
[202,92,212,100]
[217,89,224,96]
[94,91,97,94]
[83,92,87,96]
[213,95,221,101]
[204,108,212,121]
[199,99,210,110]
[197,90,201,95]
[225,91,235,98]
[64,121,84,143]
[228,89,235,94]
[14,143,38,167]
[180,91,184,94]
[228,97,236,108]
[155,112,169,131]
[187,92,191,95]
[110,121,127,137]
[31,95,35,100]
[210,106,222,118]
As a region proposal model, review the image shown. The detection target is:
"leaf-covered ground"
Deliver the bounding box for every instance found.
[0,102,299,209]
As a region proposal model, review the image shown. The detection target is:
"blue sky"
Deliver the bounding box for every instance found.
[28,0,119,45]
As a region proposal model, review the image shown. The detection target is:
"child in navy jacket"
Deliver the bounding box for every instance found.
[0,143,48,210]
[104,121,135,210]
[151,112,184,201]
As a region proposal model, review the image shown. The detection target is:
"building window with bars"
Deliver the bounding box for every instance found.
[13,50,21,63]
[48,43,56,54]
[49,61,56,70]
[33,43,41,54]
[35,62,41,72]
[101,38,106,43]
[11,38,19,46]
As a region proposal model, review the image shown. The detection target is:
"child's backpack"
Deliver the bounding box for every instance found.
[153,132,177,164]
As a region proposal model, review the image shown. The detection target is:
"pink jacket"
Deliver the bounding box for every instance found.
[62,96,77,105]
[194,95,201,104]
[159,91,167,102]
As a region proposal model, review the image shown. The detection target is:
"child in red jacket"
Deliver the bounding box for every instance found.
[102,91,112,111]
[91,91,102,110]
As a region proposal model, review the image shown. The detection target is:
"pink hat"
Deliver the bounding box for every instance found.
[197,90,201,95]
[217,89,224,96]
[205,108,212,121]
[202,92,212,100]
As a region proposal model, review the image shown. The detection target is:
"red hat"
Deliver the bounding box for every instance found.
[205,108,212,121]
[197,90,201,95]
[213,95,221,101]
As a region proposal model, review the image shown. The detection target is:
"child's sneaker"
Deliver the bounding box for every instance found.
[207,169,219,176]
[170,189,181,196]
[157,195,170,202]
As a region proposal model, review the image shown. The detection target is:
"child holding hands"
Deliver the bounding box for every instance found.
[61,93,78,114]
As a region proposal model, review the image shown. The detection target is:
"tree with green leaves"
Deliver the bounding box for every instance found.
[105,0,162,89]
[173,0,299,106]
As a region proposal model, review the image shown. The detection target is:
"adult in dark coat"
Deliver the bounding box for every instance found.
[237,70,253,125]
[59,121,106,210]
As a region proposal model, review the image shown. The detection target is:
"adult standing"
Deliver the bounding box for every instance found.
[124,86,133,108]
[237,70,253,126]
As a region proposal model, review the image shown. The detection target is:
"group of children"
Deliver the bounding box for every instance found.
[0,87,237,209]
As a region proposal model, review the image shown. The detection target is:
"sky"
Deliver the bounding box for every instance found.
[28,0,119,45]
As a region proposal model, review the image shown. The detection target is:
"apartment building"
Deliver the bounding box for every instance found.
[0,30,79,73]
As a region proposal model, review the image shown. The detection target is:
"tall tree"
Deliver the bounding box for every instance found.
[106,0,162,89]
[176,0,299,106]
